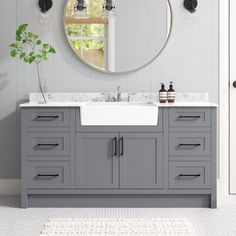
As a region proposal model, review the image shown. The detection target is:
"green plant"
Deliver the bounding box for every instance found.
[9,24,56,103]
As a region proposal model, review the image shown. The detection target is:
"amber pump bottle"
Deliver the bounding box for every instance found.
[159,83,167,103]
[167,81,175,103]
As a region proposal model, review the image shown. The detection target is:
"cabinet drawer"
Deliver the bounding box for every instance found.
[169,162,211,189]
[27,133,70,156]
[26,161,70,189]
[169,108,211,127]
[23,108,70,127]
[169,133,211,156]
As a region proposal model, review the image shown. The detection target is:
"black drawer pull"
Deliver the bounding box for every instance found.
[178,143,201,147]
[36,115,59,120]
[120,137,124,156]
[178,174,201,177]
[36,174,59,177]
[178,115,201,119]
[112,137,117,156]
[37,143,59,147]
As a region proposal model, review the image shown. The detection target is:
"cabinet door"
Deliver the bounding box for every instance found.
[76,133,119,188]
[120,133,163,188]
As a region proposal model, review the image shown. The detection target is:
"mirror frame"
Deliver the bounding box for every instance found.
[63,0,173,74]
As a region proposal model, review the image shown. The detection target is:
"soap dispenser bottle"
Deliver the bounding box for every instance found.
[159,83,167,103]
[167,81,175,103]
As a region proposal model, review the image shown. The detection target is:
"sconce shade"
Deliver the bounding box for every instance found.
[102,0,116,17]
[73,0,88,18]
[76,0,86,11]
[104,0,114,11]
[184,0,198,13]
[39,0,53,13]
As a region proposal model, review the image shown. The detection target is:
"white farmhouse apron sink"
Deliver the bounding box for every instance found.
[80,102,159,126]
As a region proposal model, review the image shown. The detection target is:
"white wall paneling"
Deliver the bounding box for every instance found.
[229,0,236,195]
[0,0,218,179]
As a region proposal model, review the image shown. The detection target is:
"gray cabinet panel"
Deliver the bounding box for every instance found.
[169,133,211,156]
[169,162,211,189]
[27,132,70,156]
[76,108,163,133]
[120,133,163,188]
[27,161,70,189]
[169,108,211,127]
[21,106,217,208]
[76,133,119,189]
[24,108,70,127]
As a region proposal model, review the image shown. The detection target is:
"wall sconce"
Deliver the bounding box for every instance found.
[102,0,116,17]
[184,0,198,13]
[38,0,53,25]
[39,0,53,13]
[73,0,116,18]
[74,0,88,18]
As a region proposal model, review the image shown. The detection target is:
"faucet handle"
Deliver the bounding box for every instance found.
[104,93,110,102]
[117,85,121,92]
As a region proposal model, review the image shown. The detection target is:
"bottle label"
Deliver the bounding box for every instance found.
[159,92,167,102]
[159,92,167,97]
[168,92,175,98]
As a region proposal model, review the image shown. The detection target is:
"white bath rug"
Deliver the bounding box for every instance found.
[40,218,195,236]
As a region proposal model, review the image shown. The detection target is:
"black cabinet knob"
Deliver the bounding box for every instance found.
[233,81,236,88]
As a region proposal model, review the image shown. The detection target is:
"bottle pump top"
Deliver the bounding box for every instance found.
[169,81,173,89]
[160,83,165,90]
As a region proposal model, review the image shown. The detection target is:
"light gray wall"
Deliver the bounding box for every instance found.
[0,0,218,179]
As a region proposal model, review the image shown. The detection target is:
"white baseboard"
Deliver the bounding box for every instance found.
[223,195,236,206]
[0,179,20,195]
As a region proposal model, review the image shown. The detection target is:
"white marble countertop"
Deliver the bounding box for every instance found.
[20,101,218,107]
[19,92,218,107]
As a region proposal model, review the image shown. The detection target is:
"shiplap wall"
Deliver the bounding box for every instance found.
[0,0,218,178]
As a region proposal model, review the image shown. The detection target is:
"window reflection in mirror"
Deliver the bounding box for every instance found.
[65,0,107,70]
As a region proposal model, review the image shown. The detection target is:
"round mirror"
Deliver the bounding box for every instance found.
[64,0,172,73]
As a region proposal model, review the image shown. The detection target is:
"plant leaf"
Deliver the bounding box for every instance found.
[27,32,33,38]
[18,24,28,32]
[49,47,56,54]
[10,50,17,57]
[16,24,28,37]
[42,44,49,49]
[29,56,35,64]
[20,53,25,59]
[24,58,29,63]
[9,43,17,48]
[16,35,21,41]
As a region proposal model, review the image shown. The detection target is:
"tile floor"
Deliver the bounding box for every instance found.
[0,196,236,236]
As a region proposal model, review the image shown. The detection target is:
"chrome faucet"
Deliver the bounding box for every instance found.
[117,86,121,102]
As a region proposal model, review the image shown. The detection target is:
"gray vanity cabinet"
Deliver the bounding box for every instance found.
[21,106,217,208]
[119,133,163,189]
[76,133,119,189]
